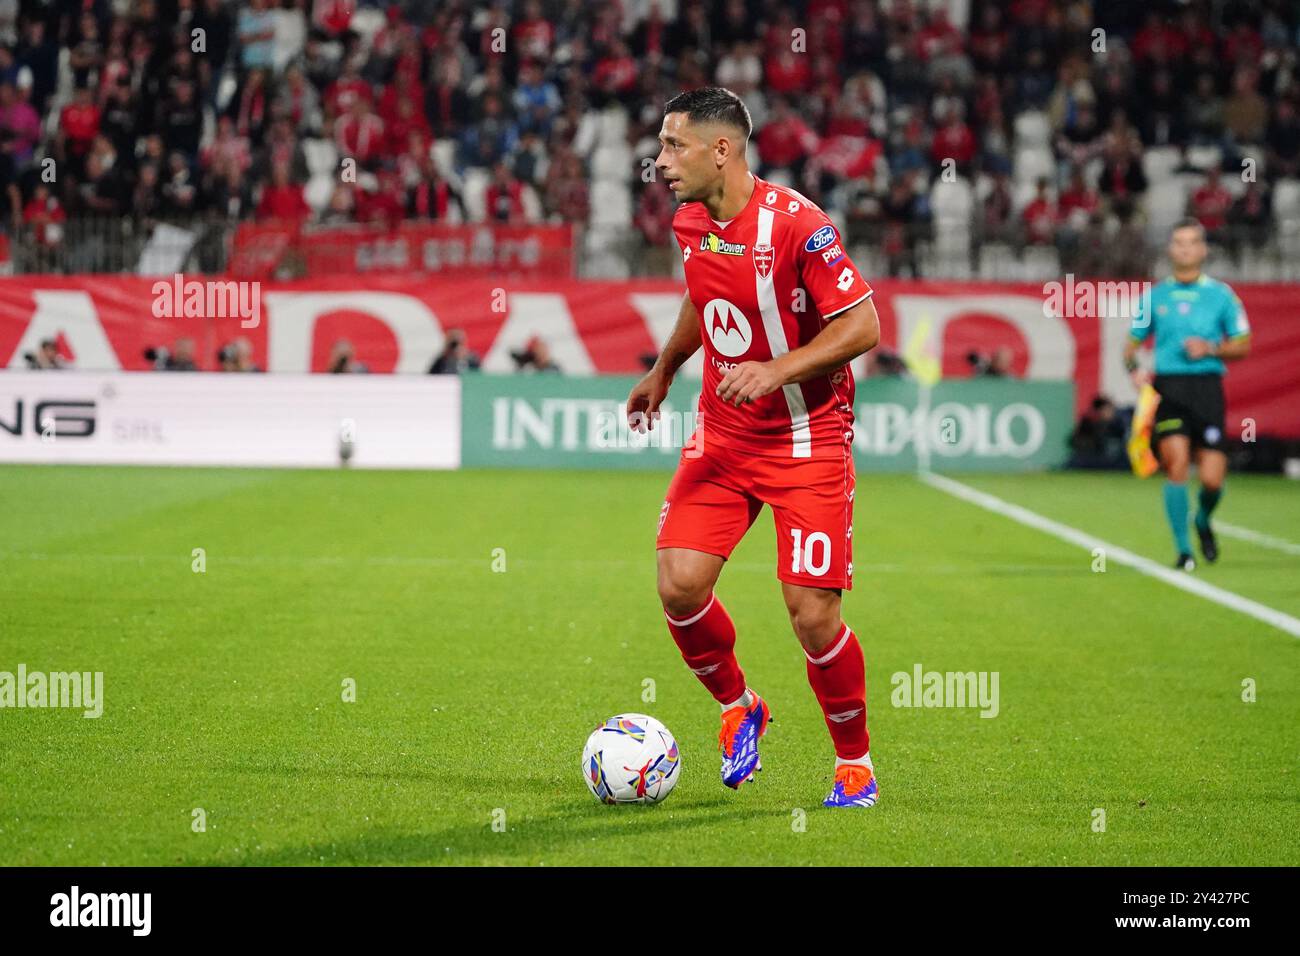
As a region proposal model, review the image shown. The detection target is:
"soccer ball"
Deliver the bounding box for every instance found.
[582,714,681,804]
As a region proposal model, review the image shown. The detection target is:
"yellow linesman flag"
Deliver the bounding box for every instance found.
[902,318,942,388]
[1128,383,1161,478]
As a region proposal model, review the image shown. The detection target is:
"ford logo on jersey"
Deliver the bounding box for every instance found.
[804,225,837,252]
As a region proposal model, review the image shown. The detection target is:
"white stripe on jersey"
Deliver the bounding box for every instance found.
[754,205,812,459]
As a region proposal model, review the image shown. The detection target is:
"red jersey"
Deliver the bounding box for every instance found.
[673,175,872,460]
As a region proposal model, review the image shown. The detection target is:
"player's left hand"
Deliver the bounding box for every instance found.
[1183,337,1214,360]
[716,361,784,406]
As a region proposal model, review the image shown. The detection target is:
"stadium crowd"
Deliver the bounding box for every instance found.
[0,0,1298,278]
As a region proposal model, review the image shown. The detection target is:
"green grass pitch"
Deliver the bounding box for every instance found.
[1,464,1296,866]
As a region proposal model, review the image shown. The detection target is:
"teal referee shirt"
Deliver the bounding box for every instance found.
[1129,274,1251,375]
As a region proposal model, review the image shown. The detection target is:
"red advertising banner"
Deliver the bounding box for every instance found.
[1,276,1297,437]
[227,222,299,279]
[229,222,574,279]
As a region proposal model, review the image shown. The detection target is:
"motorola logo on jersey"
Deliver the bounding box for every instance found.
[804,225,837,252]
[703,298,752,358]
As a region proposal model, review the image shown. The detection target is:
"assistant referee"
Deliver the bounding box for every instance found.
[1123,218,1251,571]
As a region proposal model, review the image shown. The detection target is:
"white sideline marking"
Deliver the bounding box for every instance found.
[1215,522,1300,556]
[919,472,1300,639]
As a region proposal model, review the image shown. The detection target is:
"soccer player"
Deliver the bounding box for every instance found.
[1124,218,1251,571]
[626,88,881,808]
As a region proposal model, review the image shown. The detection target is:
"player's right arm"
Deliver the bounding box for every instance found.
[1124,292,1153,386]
[626,293,700,432]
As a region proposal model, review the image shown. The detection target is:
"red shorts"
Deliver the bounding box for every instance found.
[656,442,856,590]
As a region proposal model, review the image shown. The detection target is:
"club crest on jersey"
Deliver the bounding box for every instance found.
[703,298,752,358]
[804,225,837,253]
[700,232,746,256]
[752,243,773,278]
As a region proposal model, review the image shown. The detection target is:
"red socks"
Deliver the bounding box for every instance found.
[668,599,869,761]
[664,593,747,705]
[805,623,869,760]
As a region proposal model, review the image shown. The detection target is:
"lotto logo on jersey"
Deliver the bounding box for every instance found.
[703,298,752,357]
[804,225,838,253]
[752,243,773,278]
[701,232,747,256]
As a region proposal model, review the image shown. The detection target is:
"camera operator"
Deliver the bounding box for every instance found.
[144,337,198,371]
[429,329,480,374]
[24,338,68,369]
[327,339,367,373]
[966,346,1014,378]
[218,337,262,372]
[509,335,560,374]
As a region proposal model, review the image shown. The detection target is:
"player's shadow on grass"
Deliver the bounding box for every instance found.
[214,763,595,796]
[215,765,774,802]
[209,802,791,866]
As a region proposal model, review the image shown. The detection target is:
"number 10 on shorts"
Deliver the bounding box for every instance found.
[790,528,833,577]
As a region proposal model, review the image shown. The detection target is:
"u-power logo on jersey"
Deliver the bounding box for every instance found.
[804,225,837,252]
[704,298,752,358]
[700,232,747,256]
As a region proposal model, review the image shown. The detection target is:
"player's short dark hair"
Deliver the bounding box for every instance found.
[663,87,752,141]
[1170,217,1206,239]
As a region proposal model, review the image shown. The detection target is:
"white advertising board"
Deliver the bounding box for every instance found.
[0,372,460,469]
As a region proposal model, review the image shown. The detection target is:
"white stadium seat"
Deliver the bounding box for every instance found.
[583,225,631,279]
[588,180,632,229]
[590,144,632,183]
[1272,178,1300,221]
[303,138,338,178]
[931,176,974,220]
[1013,110,1051,150]
[303,175,334,212]
[1142,146,1182,183]
[1018,244,1060,281]
[1013,146,1055,187]
[1144,178,1193,245]
[594,107,629,149]
[460,167,490,222]
[1186,144,1223,173]
[978,242,1017,281]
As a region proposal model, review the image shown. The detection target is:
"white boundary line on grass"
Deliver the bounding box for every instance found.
[1215,522,1300,556]
[918,471,1300,639]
